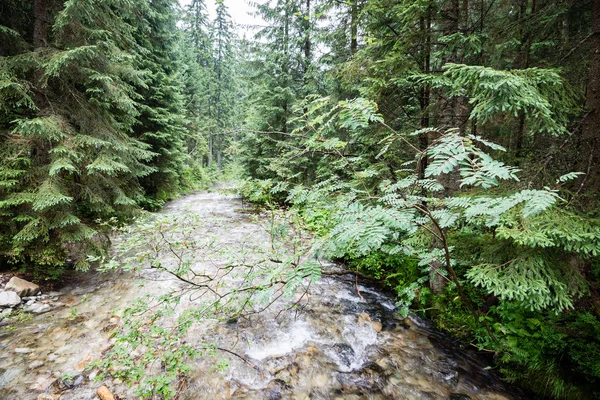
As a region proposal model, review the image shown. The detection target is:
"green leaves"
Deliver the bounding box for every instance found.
[12,116,66,142]
[31,179,73,212]
[466,254,577,312]
[441,64,576,136]
[43,46,99,80]
[338,98,383,129]
[425,130,520,189]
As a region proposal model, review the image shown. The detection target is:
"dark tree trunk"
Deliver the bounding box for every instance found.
[579,0,600,190]
[350,1,358,55]
[33,0,50,48]
[514,0,536,160]
[304,0,311,62]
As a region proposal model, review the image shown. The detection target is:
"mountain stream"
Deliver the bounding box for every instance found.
[0,192,525,400]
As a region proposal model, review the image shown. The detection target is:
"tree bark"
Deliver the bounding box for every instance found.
[33,0,50,48]
[579,0,600,190]
[350,1,359,55]
[304,0,311,62]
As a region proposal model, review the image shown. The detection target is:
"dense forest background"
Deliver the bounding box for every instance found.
[1,0,600,398]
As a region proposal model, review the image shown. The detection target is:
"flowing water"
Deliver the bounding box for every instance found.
[0,192,525,400]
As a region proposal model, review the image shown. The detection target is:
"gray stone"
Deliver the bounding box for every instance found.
[0,309,12,318]
[25,303,51,314]
[0,368,22,387]
[5,277,40,297]
[0,291,21,308]
[73,375,84,387]
[14,348,33,354]
[28,360,45,370]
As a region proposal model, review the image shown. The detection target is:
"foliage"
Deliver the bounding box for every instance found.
[94,207,322,397]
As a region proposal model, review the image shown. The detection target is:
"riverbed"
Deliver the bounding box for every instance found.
[0,192,524,399]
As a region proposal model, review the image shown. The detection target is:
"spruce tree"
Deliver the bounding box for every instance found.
[0,0,156,275]
[131,0,188,201]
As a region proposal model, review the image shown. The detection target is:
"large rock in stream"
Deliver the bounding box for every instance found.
[0,291,21,308]
[5,277,40,297]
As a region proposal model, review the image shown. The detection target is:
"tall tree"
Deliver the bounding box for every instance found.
[132,0,188,200]
[210,0,236,170]
[0,0,156,274]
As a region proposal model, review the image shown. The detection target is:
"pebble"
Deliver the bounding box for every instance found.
[73,375,84,387]
[37,394,59,400]
[371,321,383,332]
[88,370,98,381]
[28,360,45,369]
[14,347,33,354]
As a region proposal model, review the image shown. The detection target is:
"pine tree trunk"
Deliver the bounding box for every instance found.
[33,0,49,48]
[514,0,535,160]
[208,134,213,167]
[33,0,50,108]
[217,134,223,171]
[304,0,311,62]
[350,1,358,55]
[418,11,431,178]
[579,0,600,190]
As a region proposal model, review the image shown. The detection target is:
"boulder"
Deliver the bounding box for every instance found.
[0,291,21,308]
[5,277,40,297]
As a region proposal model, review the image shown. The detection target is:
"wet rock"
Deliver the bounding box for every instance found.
[262,379,289,399]
[29,375,56,391]
[0,368,22,387]
[74,375,84,387]
[312,373,329,387]
[331,343,355,368]
[0,291,21,308]
[441,370,459,387]
[264,356,291,374]
[60,373,84,389]
[25,303,52,314]
[5,276,40,297]
[97,385,116,400]
[14,347,33,354]
[370,321,383,333]
[37,394,60,400]
[448,394,472,400]
[357,312,371,323]
[375,358,395,372]
[28,360,45,370]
